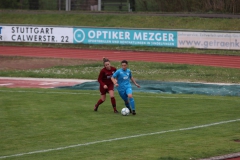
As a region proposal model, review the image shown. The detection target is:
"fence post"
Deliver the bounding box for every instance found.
[58,0,61,10]
[65,0,68,11]
[65,0,71,11]
[128,0,130,12]
[98,0,101,11]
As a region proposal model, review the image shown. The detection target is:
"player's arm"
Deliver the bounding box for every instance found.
[98,70,107,88]
[111,70,119,87]
[130,77,140,88]
[111,77,118,87]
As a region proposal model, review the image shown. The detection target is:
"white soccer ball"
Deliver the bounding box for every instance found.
[121,107,130,116]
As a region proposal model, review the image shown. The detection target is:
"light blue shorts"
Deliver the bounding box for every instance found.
[118,87,132,101]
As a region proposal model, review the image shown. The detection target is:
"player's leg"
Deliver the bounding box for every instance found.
[124,100,132,113]
[94,94,106,111]
[109,90,118,113]
[108,84,118,113]
[126,88,136,115]
[123,91,132,113]
[94,86,107,111]
[118,90,131,112]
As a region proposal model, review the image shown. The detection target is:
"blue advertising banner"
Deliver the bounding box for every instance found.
[73,28,178,47]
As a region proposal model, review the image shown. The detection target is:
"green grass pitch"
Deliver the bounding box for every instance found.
[0,88,240,160]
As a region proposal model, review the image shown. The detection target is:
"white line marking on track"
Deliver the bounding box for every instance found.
[0,119,239,159]
[0,77,96,83]
[39,82,60,85]
[0,90,94,95]
[0,83,13,86]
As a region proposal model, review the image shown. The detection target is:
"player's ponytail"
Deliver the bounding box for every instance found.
[103,57,110,65]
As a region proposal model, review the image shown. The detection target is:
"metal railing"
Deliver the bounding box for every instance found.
[0,0,131,12]
[1,0,238,13]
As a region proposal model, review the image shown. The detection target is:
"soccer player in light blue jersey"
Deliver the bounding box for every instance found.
[111,60,140,115]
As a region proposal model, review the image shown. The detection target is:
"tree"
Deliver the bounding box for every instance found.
[29,0,39,10]
[0,0,19,9]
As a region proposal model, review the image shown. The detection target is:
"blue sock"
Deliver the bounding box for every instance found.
[129,97,135,111]
[125,101,130,108]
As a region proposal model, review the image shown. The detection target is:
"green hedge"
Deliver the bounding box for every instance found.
[1,0,240,13]
[135,0,240,13]
[0,0,58,10]
[0,0,20,9]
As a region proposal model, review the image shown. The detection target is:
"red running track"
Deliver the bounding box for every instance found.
[0,46,240,69]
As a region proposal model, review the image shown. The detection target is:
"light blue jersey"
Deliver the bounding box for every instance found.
[112,68,132,91]
[113,68,136,112]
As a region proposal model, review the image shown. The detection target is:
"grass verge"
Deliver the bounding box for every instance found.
[0,60,240,83]
[1,12,240,30]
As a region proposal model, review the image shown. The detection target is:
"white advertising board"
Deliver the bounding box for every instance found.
[178,32,240,50]
[0,25,73,43]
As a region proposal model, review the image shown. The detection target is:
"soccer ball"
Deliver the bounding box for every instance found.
[121,107,130,116]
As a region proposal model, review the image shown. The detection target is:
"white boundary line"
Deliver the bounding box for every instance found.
[0,89,237,100]
[0,119,240,159]
[0,77,96,83]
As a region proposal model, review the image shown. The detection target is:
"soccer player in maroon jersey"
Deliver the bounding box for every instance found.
[94,57,118,113]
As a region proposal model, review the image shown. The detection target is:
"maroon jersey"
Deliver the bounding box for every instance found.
[98,67,116,86]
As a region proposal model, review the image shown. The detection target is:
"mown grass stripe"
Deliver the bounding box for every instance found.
[0,89,236,100]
